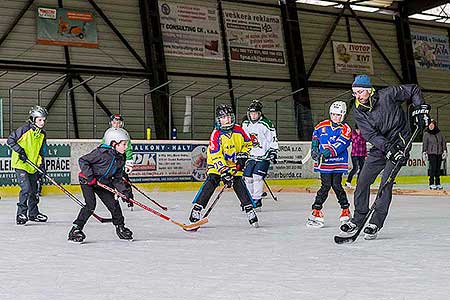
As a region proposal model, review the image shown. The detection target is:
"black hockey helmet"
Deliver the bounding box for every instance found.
[109,114,124,128]
[215,104,235,131]
[247,99,263,123]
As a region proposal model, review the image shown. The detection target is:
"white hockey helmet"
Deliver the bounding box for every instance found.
[329,101,347,117]
[29,105,48,122]
[103,127,130,146]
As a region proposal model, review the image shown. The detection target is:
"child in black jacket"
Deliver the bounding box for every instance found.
[68,127,133,243]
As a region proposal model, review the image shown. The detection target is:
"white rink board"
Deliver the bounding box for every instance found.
[0,191,450,300]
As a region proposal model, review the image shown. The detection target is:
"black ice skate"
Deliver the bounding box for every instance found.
[363,223,378,240]
[116,224,133,240]
[189,204,203,223]
[261,192,268,197]
[29,213,48,222]
[340,221,358,234]
[68,225,86,243]
[254,199,262,212]
[16,213,28,225]
[127,201,134,211]
[244,205,259,228]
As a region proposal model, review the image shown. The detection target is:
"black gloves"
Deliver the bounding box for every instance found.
[268,151,278,164]
[386,144,408,166]
[412,104,431,129]
[17,147,28,162]
[221,171,233,188]
[236,152,248,170]
[311,139,320,161]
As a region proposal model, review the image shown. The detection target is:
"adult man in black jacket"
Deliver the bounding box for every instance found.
[340,75,430,240]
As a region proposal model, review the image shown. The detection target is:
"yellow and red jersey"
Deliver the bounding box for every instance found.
[207,125,252,176]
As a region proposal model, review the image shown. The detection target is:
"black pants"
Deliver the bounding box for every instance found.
[15,169,40,217]
[74,184,125,228]
[347,156,365,183]
[352,149,396,229]
[313,173,349,210]
[192,174,253,208]
[428,154,442,185]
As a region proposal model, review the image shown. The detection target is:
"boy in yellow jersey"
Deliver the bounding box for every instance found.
[7,106,48,225]
[189,104,259,227]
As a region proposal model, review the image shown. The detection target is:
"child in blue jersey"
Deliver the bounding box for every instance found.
[306,101,352,228]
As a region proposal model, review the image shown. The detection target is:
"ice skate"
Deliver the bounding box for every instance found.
[244,205,259,228]
[254,199,262,212]
[261,192,268,197]
[68,225,86,243]
[340,220,358,234]
[306,209,324,228]
[429,185,436,190]
[436,185,443,190]
[16,213,28,225]
[29,213,48,222]
[189,204,203,223]
[363,223,378,240]
[116,224,133,240]
[339,208,351,223]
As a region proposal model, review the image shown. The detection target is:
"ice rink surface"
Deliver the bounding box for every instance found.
[1,190,450,300]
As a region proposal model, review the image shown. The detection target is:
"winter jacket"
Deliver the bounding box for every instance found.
[423,131,447,155]
[350,130,367,157]
[79,145,129,193]
[7,123,47,174]
[354,84,425,154]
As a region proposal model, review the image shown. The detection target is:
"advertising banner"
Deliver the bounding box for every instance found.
[224,10,285,65]
[0,143,71,186]
[36,7,98,48]
[332,41,374,74]
[159,2,222,59]
[411,32,450,70]
[130,143,208,182]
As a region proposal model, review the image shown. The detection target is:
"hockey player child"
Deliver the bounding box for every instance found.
[8,105,49,225]
[68,127,134,243]
[189,104,259,227]
[306,101,352,228]
[108,114,134,209]
[242,100,279,210]
[340,75,430,240]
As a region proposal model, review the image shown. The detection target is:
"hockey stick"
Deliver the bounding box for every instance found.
[122,177,168,211]
[263,179,278,201]
[202,184,227,219]
[26,159,112,223]
[96,181,206,231]
[334,127,420,244]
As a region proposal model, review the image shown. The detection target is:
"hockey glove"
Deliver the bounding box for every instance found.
[268,151,278,164]
[411,104,431,129]
[79,174,97,186]
[422,152,428,161]
[37,163,46,179]
[322,148,332,159]
[17,147,28,162]
[311,139,320,161]
[443,151,447,160]
[236,152,249,170]
[386,144,408,166]
[221,171,234,188]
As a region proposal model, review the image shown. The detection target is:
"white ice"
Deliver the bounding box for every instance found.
[1,190,450,300]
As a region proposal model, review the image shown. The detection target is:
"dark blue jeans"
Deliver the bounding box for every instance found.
[15,169,40,217]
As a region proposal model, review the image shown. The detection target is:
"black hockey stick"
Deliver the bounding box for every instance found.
[203,184,227,219]
[334,127,420,244]
[263,179,278,201]
[26,159,112,223]
[122,177,168,211]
